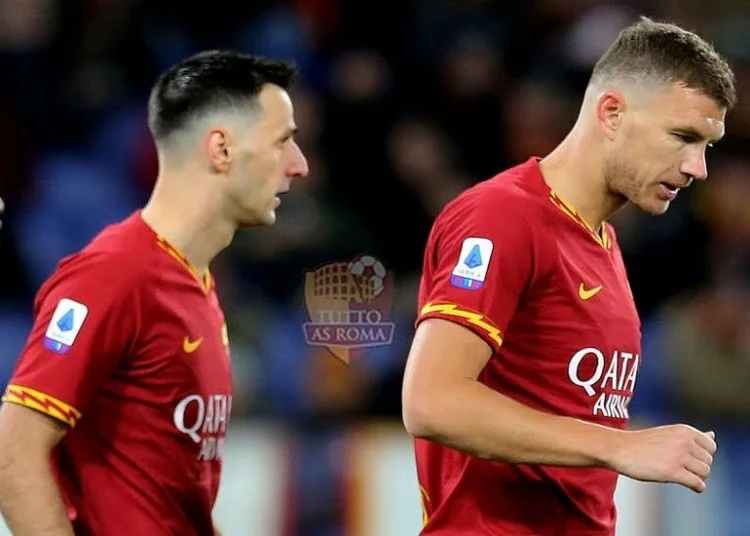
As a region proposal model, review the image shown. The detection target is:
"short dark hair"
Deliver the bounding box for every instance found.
[590,17,736,110]
[148,50,298,144]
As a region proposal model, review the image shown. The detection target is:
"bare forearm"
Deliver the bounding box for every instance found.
[0,456,74,536]
[405,379,622,468]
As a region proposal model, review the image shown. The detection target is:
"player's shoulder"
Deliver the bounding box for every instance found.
[45,212,155,290]
[437,158,551,228]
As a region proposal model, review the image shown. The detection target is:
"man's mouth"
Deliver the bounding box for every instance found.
[658,181,687,200]
[659,175,693,193]
[273,189,289,207]
[660,182,680,194]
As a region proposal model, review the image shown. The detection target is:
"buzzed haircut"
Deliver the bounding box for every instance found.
[148,50,298,145]
[590,16,736,110]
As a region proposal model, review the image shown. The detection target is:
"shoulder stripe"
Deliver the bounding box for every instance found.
[2,385,81,427]
[419,302,503,348]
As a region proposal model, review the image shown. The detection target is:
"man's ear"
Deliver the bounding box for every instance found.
[596,91,627,141]
[205,127,232,172]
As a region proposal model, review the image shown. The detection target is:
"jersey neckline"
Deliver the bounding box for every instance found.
[133,211,213,294]
[524,157,612,250]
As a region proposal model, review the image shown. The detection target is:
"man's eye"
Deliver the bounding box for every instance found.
[674,133,697,143]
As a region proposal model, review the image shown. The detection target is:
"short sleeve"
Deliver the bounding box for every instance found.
[416,190,539,352]
[2,256,138,426]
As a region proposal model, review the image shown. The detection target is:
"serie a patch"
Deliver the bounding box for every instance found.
[43,299,89,354]
[450,237,494,290]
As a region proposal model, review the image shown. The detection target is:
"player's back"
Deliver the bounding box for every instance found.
[414,158,642,535]
[4,212,233,535]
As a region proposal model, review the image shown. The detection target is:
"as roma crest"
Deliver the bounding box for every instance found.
[303,255,395,364]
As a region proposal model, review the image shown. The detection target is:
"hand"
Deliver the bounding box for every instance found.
[609,424,717,493]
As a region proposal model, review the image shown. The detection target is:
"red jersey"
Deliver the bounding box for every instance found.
[415,158,642,535]
[2,212,233,536]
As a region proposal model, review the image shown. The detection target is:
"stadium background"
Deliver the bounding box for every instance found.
[1,0,749,534]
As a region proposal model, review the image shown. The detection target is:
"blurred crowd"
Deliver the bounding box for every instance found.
[1,0,750,534]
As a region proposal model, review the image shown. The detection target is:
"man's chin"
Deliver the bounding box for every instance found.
[233,209,275,229]
[634,197,670,216]
[263,210,277,226]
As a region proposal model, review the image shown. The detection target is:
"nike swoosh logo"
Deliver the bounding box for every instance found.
[578,284,603,300]
[183,337,203,353]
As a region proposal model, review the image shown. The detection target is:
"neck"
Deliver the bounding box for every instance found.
[538,127,626,232]
[141,173,236,273]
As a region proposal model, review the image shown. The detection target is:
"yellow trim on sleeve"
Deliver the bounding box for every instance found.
[2,384,82,427]
[420,302,503,348]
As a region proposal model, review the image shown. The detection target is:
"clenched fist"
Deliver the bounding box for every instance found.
[609,424,716,493]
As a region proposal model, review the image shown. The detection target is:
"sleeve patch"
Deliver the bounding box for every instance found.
[2,384,82,427]
[419,302,503,348]
[43,299,89,355]
[450,237,494,290]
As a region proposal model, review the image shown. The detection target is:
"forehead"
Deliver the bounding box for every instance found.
[254,84,295,128]
[652,83,726,139]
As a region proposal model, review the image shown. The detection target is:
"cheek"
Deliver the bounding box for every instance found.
[254,155,284,193]
[260,148,283,169]
[244,154,271,180]
[267,152,285,179]
[623,139,667,181]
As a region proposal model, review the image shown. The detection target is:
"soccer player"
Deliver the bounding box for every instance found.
[0,51,308,535]
[402,17,735,536]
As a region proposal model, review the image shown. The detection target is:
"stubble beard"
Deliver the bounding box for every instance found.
[603,152,636,209]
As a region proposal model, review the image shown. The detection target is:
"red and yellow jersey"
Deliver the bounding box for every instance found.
[3,212,233,536]
[415,158,642,535]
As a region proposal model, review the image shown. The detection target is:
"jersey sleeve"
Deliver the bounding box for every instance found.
[2,256,139,427]
[416,190,541,352]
